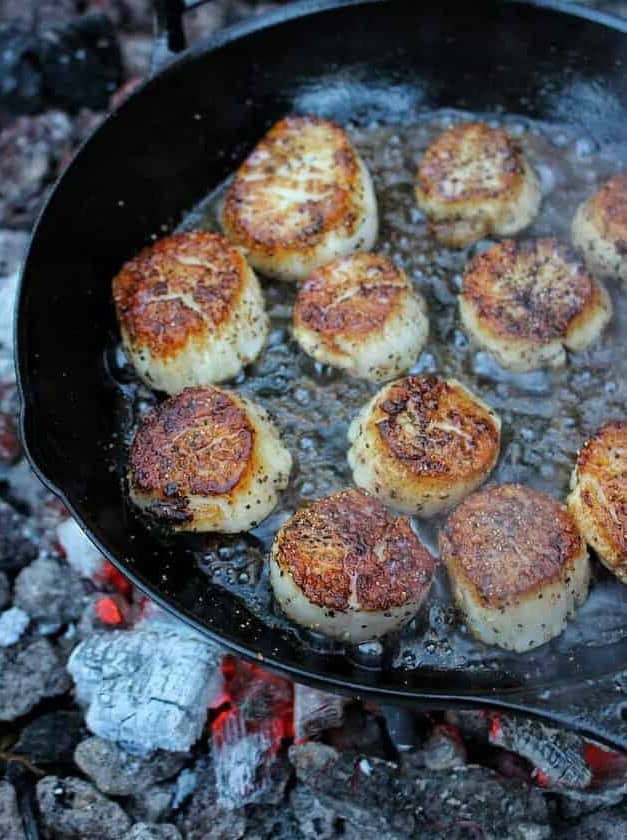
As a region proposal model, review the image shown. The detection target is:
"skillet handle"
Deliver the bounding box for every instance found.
[152,0,220,74]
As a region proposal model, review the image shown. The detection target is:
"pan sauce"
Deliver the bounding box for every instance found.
[111,110,627,680]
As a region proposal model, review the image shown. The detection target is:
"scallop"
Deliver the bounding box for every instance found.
[221,115,378,282]
[128,386,292,533]
[269,488,435,643]
[568,421,627,583]
[347,375,501,517]
[112,232,268,394]
[440,484,590,652]
[292,252,428,382]
[459,239,612,372]
[415,121,541,247]
[572,174,627,283]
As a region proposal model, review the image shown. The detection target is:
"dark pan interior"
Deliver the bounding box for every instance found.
[17,0,627,703]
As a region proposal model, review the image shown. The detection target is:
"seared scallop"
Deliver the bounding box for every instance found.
[112,232,268,394]
[440,484,590,652]
[269,488,435,643]
[415,122,541,247]
[221,115,378,282]
[347,375,501,517]
[459,239,612,372]
[292,253,428,382]
[568,421,627,583]
[572,174,627,283]
[128,386,292,533]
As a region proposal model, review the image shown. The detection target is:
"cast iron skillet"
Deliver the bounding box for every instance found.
[15,0,627,741]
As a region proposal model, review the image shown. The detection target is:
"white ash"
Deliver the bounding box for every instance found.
[171,767,198,810]
[36,776,131,840]
[0,606,29,647]
[56,517,106,579]
[74,736,187,796]
[0,229,28,276]
[489,716,592,789]
[0,638,70,721]
[0,272,18,385]
[212,710,292,810]
[68,616,223,754]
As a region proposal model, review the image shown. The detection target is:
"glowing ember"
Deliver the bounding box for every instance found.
[210,656,294,808]
[490,715,503,740]
[95,596,124,625]
[583,741,627,781]
[439,721,464,745]
[532,768,551,787]
[96,561,133,598]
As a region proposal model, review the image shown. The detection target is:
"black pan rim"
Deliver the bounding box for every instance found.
[13,0,627,723]
[15,0,627,417]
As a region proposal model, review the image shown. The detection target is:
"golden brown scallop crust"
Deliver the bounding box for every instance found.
[570,421,627,568]
[417,123,523,202]
[129,387,255,521]
[222,116,365,255]
[440,484,584,609]
[461,239,604,343]
[272,489,435,612]
[112,233,246,360]
[415,122,535,245]
[585,174,627,246]
[293,254,408,350]
[375,375,500,483]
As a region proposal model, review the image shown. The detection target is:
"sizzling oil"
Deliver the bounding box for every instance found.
[111,110,627,680]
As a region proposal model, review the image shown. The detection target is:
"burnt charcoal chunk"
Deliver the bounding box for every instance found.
[0,111,73,229]
[0,571,9,609]
[0,780,26,840]
[0,25,42,114]
[0,500,38,573]
[36,776,131,840]
[176,757,247,840]
[16,710,86,768]
[0,0,79,29]
[38,13,122,112]
[566,803,627,839]
[74,736,187,796]
[13,556,88,624]
[289,741,550,839]
[126,781,176,825]
[0,11,122,115]
[127,824,182,840]
[0,638,71,721]
[0,411,21,464]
